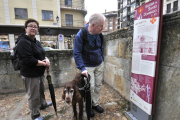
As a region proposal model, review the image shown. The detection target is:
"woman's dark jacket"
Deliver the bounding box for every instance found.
[16,34,46,77]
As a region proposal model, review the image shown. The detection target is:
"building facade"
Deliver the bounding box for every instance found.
[117,0,180,29]
[102,11,118,34]
[163,0,180,14]
[117,0,151,29]
[0,0,86,50]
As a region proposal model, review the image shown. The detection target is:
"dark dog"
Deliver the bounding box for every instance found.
[62,73,85,120]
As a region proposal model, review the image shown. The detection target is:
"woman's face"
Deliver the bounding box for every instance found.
[25,22,38,37]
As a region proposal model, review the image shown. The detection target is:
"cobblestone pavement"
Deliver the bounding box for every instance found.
[0,83,130,120]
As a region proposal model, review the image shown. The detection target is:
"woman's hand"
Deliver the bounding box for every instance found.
[42,58,50,67]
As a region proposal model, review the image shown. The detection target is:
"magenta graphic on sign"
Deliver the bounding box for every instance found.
[141,54,156,61]
[131,73,154,104]
[134,0,160,20]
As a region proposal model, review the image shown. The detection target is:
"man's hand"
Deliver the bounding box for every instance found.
[82,70,88,78]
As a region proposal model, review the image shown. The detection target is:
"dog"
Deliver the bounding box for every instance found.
[62,73,85,120]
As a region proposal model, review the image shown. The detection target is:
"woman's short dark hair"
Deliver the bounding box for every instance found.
[24,18,39,29]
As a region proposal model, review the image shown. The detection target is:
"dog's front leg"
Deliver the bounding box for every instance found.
[72,103,78,120]
[79,100,83,120]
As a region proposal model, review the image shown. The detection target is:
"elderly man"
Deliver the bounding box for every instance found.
[73,13,105,117]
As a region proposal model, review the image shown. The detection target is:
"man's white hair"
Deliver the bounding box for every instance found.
[89,13,105,26]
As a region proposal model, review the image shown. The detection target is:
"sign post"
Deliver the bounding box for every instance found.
[125,0,163,120]
[58,34,64,50]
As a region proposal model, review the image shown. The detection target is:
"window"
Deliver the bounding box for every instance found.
[109,17,113,21]
[105,27,107,30]
[42,10,53,20]
[167,3,171,13]
[14,8,28,19]
[123,0,127,7]
[109,27,113,30]
[123,8,127,18]
[65,14,73,26]
[173,1,178,12]
[109,22,113,26]
[131,3,136,13]
[65,0,72,6]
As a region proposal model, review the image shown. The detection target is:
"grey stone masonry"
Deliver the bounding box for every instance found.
[0,50,77,93]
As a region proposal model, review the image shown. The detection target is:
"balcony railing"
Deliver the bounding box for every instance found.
[61,19,84,27]
[60,0,85,11]
[166,7,180,14]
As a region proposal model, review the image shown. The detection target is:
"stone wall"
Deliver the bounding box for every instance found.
[0,50,77,93]
[154,11,180,120]
[103,28,133,100]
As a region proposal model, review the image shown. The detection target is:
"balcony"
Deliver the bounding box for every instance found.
[61,19,84,28]
[60,0,87,14]
[127,11,131,16]
[136,3,140,8]
[127,1,131,7]
[120,16,123,22]
[121,0,123,4]
[130,12,135,16]
[166,7,180,14]
[121,20,130,28]
[131,0,135,3]
[120,8,123,13]
[130,20,134,26]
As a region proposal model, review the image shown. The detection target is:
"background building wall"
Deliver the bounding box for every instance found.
[60,10,84,27]
[0,0,6,23]
[36,0,59,25]
[8,0,33,24]
[163,0,180,15]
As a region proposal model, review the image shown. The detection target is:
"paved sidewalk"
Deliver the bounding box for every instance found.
[0,83,129,120]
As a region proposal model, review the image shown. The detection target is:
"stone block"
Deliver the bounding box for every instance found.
[104,62,116,87]
[154,96,180,120]
[116,75,130,100]
[0,60,8,74]
[105,39,120,57]
[104,56,131,81]
[118,41,126,58]
[0,74,23,89]
[157,66,180,106]
[104,62,130,100]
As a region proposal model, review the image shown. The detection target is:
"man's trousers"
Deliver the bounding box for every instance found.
[86,62,104,106]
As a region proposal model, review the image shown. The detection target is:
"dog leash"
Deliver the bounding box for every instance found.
[76,74,90,91]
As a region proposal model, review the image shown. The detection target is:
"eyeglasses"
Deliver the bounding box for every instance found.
[27,26,38,29]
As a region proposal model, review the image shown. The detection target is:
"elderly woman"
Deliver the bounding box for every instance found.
[17,18,52,120]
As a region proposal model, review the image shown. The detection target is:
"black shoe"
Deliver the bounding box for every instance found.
[32,116,43,120]
[92,105,104,113]
[90,108,95,117]
[40,102,52,110]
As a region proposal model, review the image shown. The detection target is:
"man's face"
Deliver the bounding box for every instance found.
[93,18,104,34]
